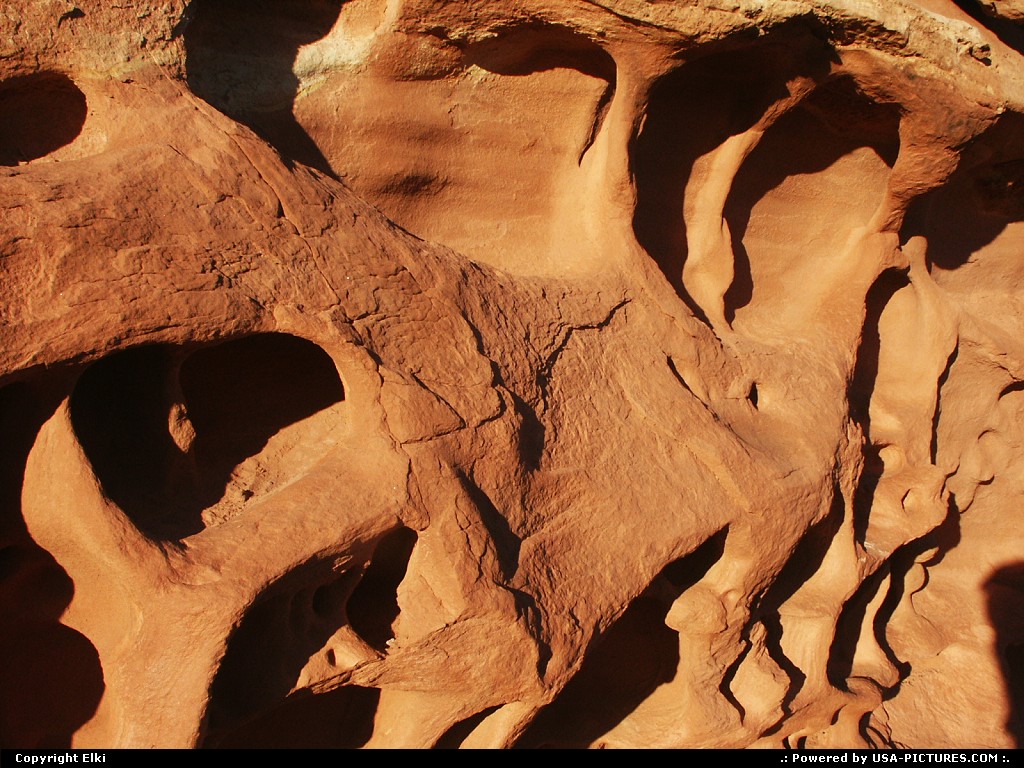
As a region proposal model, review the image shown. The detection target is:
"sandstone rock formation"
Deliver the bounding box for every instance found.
[1,0,1023,750]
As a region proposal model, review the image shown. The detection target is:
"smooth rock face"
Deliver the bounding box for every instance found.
[1,0,1022,750]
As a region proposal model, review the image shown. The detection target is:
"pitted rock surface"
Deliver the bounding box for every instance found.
[2,0,1023,749]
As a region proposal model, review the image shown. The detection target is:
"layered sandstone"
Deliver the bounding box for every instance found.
[1,0,1023,749]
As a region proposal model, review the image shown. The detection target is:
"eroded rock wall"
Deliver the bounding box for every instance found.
[1,0,1023,749]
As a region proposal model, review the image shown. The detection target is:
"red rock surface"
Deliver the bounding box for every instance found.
[1,0,1023,749]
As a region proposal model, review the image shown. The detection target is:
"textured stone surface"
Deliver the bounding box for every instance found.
[1,0,1023,749]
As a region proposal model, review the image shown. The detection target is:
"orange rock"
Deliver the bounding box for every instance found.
[0,0,1022,749]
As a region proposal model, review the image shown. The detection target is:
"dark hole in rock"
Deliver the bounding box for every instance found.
[204,685,380,748]
[183,0,344,174]
[70,344,193,537]
[902,114,1024,271]
[179,332,345,494]
[986,564,1024,746]
[207,526,416,738]
[70,334,344,539]
[347,526,418,651]
[206,565,361,732]
[0,546,104,747]
[516,530,727,747]
[433,705,502,749]
[515,595,681,748]
[0,73,87,166]
[631,34,833,311]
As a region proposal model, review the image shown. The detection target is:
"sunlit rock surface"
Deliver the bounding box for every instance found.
[1,0,1023,749]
